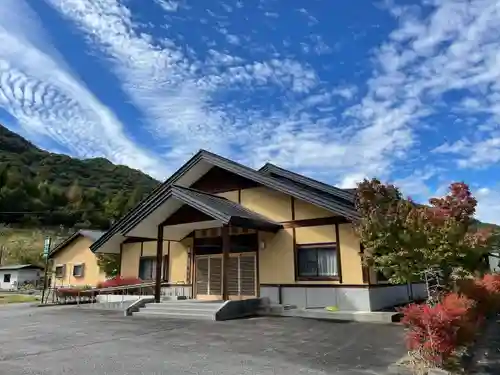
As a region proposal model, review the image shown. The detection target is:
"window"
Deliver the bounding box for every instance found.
[3,274,11,283]
[73,264,85,277]
[55,265,65,278]
[297,244,339,280]
[138,257,156,280]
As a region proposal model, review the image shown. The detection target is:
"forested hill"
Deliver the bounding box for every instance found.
[0,125,159,229]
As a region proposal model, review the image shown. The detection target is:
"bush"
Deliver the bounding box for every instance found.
[96,276,143,289]
[458,274,500,316]
[400,293,477,366]
[56,287,98,298]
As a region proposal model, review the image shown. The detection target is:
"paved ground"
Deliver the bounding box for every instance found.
[0,304,407,375]
[469,315,500,375]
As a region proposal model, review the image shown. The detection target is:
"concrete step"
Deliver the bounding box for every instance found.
[144,302,223,312]
[142,306,219,315]
[133,310,215,320]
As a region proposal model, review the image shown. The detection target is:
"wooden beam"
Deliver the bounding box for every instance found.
[281,216,350,228]
[221,225,230,300]
[154,225,164,303]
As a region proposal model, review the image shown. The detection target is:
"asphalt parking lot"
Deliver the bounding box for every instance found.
[0,304,406,374]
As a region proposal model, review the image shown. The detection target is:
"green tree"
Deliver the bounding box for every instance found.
[354,179,493,289]
[96,253,120,277]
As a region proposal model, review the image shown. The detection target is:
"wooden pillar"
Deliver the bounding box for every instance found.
[221,225,230,301]
[154,225,164,303]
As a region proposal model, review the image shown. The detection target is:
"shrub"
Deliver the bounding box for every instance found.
[56,287,98,298]
[400,293,477,366]
[96,276,143,289]
[458,274,500,316]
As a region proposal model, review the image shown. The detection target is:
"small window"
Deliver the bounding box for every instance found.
[138,257,156,280]
[3,274,11,283]
[55,265,65,278]
[297,244,339,280]
[73,264,85,277]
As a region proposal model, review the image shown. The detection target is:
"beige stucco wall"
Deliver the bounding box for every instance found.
[294,199,333,220]
[216,190,239,202]
[338,223,364,284]
[169,237,192,283]
[120,239,191,283]
[259,229,295,284]
[240,187,293,222]
[120,242,142,278]
[259,223,364,286]
[51,236,106,288]
[295,225,335,244]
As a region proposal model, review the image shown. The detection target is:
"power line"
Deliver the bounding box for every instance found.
[0,208,105,214]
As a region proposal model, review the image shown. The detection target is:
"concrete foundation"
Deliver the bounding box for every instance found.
[260,283,427,311]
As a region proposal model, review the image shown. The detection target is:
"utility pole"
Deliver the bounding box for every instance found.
[41,237,51,304]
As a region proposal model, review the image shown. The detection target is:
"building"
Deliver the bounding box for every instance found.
[49,230,106,288]
[0,264,43,290]
[90,150,426,311]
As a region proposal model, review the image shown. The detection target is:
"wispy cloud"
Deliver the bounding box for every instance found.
[0,0,165,178]
[475,187,500,225]
[44,0,408,181]
[44,0,500,210]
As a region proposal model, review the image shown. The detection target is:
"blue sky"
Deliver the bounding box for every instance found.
[0,0,499,223]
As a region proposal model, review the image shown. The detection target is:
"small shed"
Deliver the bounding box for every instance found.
[0,264,44,290]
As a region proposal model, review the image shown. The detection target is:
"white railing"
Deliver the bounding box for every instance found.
[42,282,192,306]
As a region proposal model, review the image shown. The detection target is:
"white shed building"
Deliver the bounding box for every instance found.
[0,264,43,290]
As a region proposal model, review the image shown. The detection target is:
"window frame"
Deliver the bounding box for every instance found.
[55,265,65,279]
[296,243,340,281]
[72,263,85,278]
[3,273,11,283]
[138,256,156,281]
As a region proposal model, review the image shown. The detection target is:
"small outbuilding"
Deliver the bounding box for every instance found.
[0,264,44,290]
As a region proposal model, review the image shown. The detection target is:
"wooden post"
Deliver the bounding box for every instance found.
[221,225,230,301]
[155,225,164,303]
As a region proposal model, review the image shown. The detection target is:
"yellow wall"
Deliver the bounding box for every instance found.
[120,242,142,278]
[240,187,293,222]
[259,229,295,284]
[216,190,239,202]
[259,223,364,285]
[338,224,364,284]
[119,239,191,283]
[294,199,334,220]
[51,236,106,287]
[170,237,192,283]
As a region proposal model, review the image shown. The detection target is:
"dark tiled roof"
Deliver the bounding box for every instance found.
[171,186,281,231]
[259,163,355,203]
[91,149,360,253]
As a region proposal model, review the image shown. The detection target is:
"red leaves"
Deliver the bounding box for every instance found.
[402,274,500,366]
[429,182,477,223]
[96,276,143,289]
[354,179,492,285]
[458,274,500,315]
[401,293,477,365]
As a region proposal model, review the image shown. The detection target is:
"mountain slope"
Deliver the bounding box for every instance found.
[0,124,159,229]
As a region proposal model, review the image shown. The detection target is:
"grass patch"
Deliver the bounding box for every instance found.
[0,294,39,304]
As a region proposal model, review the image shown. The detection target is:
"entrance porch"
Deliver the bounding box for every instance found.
[121,185,281,302]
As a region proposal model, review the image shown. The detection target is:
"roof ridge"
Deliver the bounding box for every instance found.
[259,162,355,200]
